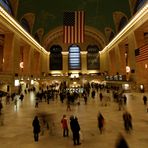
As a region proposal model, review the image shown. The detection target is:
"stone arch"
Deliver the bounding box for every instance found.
[42,25,107,51]
[34,28,44,44]
[104,27,115,43]
[9,0,18,17]
[0,0,13,15]
[128,0,147,15]
[20,13,35,34]
[133,0,147,14]
[113,11,128,33]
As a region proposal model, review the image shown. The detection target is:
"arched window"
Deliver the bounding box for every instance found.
[20,18,31,33]
[69,45,81,70]
[50,45,62,70]
[0,0,13,15]
[87,45,100,70]
[133,0,147,14]
[118,16,127,32]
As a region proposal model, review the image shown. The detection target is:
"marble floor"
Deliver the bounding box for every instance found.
[0,90,148,148]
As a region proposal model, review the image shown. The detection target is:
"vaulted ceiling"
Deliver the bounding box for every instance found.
[17,0,131,41]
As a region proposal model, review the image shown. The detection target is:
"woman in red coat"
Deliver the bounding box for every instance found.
[61,114,69,137]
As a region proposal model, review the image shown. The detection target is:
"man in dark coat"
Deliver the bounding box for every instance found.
[70,116,81,145]
[123,111,132,133]
[32,116,40,141]
[116,133,129,148]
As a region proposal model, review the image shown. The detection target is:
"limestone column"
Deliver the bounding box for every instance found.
[128,33,137,71]
[40,51,49,76]
[29,47,34,77]
[48,52,50,72]
[62,52,68,74]
[3,33,14,74]
[80,51,87,74]
[22,45,31,76]
[33,50,40,77]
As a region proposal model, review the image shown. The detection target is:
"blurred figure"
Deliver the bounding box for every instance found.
[99,92,103,102]
[123,94,127,105]
[35,98,39,108]
[0,112,4,126]
[61,114,69,137]
[70,116,81,145]
[19,93,24,102]
[143,95,147,106]
[83,93,88,104]
[14,97,18,110]
[40,114,47,136]
[6,94,10,104]
[115,133,129,148]
[66,92,71,111]
[91,90,96,99]
[97,112,105,134]
[32,116,40,142]
[123,111,133,133]
[0,100,3,114]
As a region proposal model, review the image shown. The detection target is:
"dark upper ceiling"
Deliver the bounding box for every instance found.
[17,0,131,39]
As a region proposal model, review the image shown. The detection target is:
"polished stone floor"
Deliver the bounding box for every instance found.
[0,90,148,148]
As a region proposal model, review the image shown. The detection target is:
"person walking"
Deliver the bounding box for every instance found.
[123,94,127,105]
[99,92,103,102]
[14,97,18,110]
[91,90,96,99]
[32,116,41,142]
[123,111,133,133]
[70,116,81,145]
[66,94,71,111]
[97,112,105,134]
[83,93,88,104]
[143,95,147,105]
[0,100,3,114]
[61,114,69,137]
[0,112,4,126]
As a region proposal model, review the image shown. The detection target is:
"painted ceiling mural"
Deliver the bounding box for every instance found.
[17,0,131,39]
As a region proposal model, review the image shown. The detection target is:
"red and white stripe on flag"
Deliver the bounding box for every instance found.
[135,44,148,62]
[63,11,84,44]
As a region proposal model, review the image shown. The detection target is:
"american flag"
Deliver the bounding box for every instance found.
[63,11,84,44]
[135,44,148,62]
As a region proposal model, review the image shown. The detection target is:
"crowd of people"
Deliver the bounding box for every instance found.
[0,82,148,147]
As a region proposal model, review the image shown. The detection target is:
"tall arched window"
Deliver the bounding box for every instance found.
[87,45,100,70]
[69,45,81,70]
[118,16,127,32]
[0,0,13,15]
[50,45,62,70]
[20,18,31,33]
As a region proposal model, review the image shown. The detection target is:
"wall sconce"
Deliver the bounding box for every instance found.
[126,66,130,73]
[20,61,24,69]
